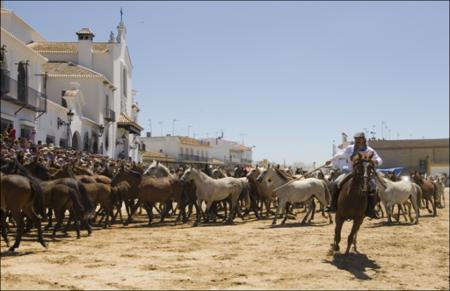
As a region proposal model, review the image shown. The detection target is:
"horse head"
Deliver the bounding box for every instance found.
[180,167,194,182]
[351,152,377,193]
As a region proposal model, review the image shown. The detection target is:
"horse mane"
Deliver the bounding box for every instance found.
[274,168,293,182]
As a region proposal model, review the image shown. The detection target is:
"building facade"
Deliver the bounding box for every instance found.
[140,136,211,165]
[1,2,143,161]
[369,138,449,175]
[1,6,48,140]
[201,138,253,166]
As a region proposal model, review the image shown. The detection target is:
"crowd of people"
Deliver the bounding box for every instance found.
[0,126,138,175]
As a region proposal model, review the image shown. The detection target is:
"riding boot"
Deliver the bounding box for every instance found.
[325,185,339,213]
[365,193,379,219]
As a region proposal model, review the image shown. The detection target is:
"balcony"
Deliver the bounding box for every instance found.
[240,159,253,165]
[0,71,47,113]
[178,154,209,163]
[104,108,116,122]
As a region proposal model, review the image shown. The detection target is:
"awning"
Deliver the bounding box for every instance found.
[117,113,143,135]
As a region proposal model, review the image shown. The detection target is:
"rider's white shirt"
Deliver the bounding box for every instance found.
[331,144,382,172]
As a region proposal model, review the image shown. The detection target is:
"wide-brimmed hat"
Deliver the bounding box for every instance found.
[353,132,366,139]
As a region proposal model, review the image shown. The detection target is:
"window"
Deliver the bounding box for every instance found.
[83,132,89,152]
[122,67,127,97]
[20,125,33,140]
[105,94,110,110]
[105,130,109,150]
[46,135,55,145]
[0,45,7,70]
[17,61,28,103]
[59,138,67,148]
[1,118,13,133]
[0,45,10,95]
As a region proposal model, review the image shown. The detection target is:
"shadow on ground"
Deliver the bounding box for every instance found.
[323,252,380,280]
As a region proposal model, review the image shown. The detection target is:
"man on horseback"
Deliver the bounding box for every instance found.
[324,132,382,218]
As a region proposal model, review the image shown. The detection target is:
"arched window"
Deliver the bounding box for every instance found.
[0,45,7,71]
[17,61,28,103]
[0,45,9,95]
[122,67,127,97]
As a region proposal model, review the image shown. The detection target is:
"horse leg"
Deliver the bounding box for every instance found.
[1,210,10,247]
[345,217,364,255]
[67,209,81,239]
[52,208,64,238]
[406,202,413,223]
[332,214,344,253]
[23,208,47,248]
[204,201,213,224]
[272,200,283,225]
[309,199,316,221]
[160,201,171,223]
[425,198,432,213]
[400,203,412,222]
[9,210,24,252]
[24,215,34,233]
[44,208,53,230]
[302,200,314,224]
[111,201,121,223]
[143,202,153,225]
[432,192,437,216]
[193,199,202,227]
[281,202,291,225]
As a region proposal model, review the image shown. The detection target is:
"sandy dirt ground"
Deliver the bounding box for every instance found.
[1,189,449,290]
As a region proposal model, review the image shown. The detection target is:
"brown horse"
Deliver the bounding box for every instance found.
[132,174,184,225]
[111,166,143,225]
[0,173,47,251]
[411,171,437,216]
[17,160,95,238]
[331,152,380,255]
[246,167,276,218]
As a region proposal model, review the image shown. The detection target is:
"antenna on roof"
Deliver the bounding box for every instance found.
[120,8,123,23]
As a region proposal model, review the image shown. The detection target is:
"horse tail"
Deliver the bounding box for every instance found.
[241,183,251,210]
[67,186,85,218]
[76,181,96,220]
[29,179,46,219]
[322,180,331,205]
[110,185,120,206]
[414,184,422,208]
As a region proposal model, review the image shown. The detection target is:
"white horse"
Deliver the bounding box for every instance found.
[377,178,420,224]
[145,161,173,178]
[180,167,244,225]
[433,176,446,208]
[256,167,332,225]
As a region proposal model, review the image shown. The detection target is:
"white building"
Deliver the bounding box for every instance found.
[140,136,211,165]
[201,137,253,166]
[1,2,144,161]
[1,5,48,139]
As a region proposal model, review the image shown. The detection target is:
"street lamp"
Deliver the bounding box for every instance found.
[172,119,178,136]
[98,124,105,137]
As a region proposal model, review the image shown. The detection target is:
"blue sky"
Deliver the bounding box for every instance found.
[6,1,449,165]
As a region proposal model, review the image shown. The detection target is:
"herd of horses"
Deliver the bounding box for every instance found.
[0,154,447,256]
